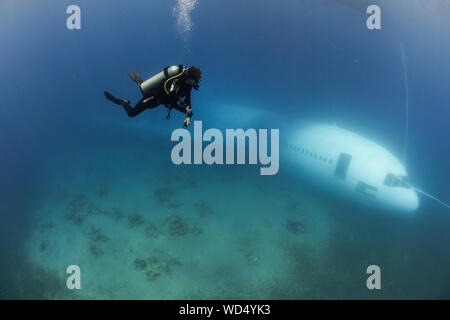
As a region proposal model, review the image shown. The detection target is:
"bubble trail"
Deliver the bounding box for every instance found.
[173,0,198,46]
[400,43,409,165]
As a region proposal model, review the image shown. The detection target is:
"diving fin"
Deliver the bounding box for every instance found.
[104,91,129,106]
[128,71,143,85]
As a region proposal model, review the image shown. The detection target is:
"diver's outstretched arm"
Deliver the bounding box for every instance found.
[172,104,193,128]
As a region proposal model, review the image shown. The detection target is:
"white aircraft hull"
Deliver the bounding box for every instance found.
[282,123,419,212]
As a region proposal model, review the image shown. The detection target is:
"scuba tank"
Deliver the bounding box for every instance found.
[140,65,185,96]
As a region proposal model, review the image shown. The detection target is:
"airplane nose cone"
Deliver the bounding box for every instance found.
[405,190,419,212]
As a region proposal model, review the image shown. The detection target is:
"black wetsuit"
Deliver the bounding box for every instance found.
[122,75,193,118]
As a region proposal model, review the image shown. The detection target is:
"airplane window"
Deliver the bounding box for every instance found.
[384,174,411,188]
[401,176,411,188]
[392,177,400,187]
[383,173,394,186]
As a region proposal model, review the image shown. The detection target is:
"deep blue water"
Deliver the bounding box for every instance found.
[0,0,449,299]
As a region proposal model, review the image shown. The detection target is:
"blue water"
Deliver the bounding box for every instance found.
[0,0,449,299]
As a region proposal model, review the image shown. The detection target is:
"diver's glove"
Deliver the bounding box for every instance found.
[183,106,193,128]
[183,117,191,129]
[185,106,193,118]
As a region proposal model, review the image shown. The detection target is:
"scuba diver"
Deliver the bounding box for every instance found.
[104,65,202,128]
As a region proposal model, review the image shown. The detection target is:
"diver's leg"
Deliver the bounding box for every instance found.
[123,96,159,117]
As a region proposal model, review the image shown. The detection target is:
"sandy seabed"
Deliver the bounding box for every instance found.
[24,141,334,299]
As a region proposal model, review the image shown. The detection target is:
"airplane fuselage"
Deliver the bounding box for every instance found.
[282,124,419,212]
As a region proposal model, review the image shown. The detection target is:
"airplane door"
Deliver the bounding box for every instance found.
[334,153,352,180]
